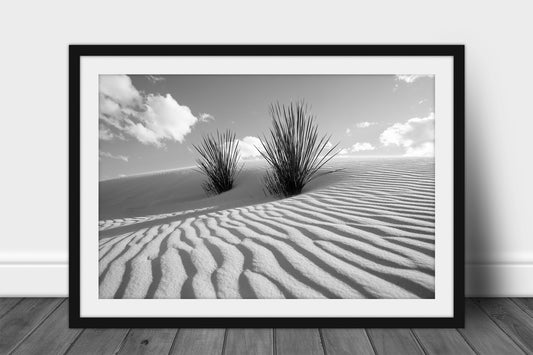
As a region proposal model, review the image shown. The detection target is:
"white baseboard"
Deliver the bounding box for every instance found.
[1,262,532,297]
[0,264,68,297]
[465,263,533,297]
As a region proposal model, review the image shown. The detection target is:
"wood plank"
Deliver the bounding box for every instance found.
[170,329,225,355]
[476,298,533,354]
[413,329,475,355]
[366,329,423,355]
[117,329,177,355]
[514,298,533,318]
[0,297,532,355]
[224,328,273,355]
[321,329,375,355]
[458,299,525,355]
[275,329,324,355]
[11,300,83,354]
[0,298,63,353]
[0,298,21,318]
[66,328,129,354]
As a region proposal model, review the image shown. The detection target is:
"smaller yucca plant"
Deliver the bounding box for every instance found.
[260,101,339,197]
[193,130,241,195]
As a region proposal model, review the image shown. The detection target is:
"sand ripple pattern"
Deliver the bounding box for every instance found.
[99,158,435,299]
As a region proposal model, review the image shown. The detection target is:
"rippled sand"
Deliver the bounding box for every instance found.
[99,157,435,299]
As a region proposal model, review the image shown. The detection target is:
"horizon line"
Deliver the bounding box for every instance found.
[99,155,433,182]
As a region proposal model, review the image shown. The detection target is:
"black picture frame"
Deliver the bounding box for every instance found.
[69,45,465,328]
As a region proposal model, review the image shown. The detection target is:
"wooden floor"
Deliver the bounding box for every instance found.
[0,299,532,354]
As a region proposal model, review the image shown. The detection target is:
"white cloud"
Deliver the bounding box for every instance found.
[345,128,351,135]
[380,113,435,157]
[199,113,215,122]
[405,142,434,157]
[337,142,375,156]
[99,125,114,141]
[125,122,162,146]
[325,141,333,149]
[237,136,264,159]
[338,148,349,155]
[395,74,434,84]
[146,75,165,83]
[99,150,128,162]
[350,142,375,152]
[99,96,122,117]
[99,75,202,147]
[100,75,142,108]
[356,121,377,128]
[141,94,197,143]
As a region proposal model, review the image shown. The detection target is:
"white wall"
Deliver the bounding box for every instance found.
[1,0,531,296]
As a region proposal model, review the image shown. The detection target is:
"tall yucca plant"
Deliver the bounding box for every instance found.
[259,101,339,197]
[194,130,241,195]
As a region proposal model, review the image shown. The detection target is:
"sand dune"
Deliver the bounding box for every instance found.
[99,157,435,299]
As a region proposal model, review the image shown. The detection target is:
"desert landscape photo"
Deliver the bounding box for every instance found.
[98,74,435,299]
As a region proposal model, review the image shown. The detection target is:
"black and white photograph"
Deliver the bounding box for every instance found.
[98,73,436,300]
[71,45,462,326]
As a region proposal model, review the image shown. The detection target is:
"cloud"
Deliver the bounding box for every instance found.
[405,142,434,157]
[379,113,435,157]
[146,75,165,83]
[395,74,434,84]
[99,125,115,141]
[350,142,375,152]
[337,142,375,156]
[236,136,264,159]
[125,122,162,146]
[345,128,351,135]
[325,141,333,149]
[199,113,215,122]
[338,148,349,155]
[141,93,197,143]
[99,75,202,147]
[100,75,142,108]
[356,121,377,128]
[99,150,128,162]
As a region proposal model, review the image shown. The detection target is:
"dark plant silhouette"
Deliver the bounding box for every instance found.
[194,130,241,195]
[259,101,339,197]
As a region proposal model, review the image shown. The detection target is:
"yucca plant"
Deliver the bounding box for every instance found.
[193,130,241,195]
[259,101,339,197]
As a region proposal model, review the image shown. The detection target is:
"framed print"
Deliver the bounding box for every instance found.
[70,45,464,328]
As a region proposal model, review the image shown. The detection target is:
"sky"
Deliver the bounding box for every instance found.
[99,74,434,180]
